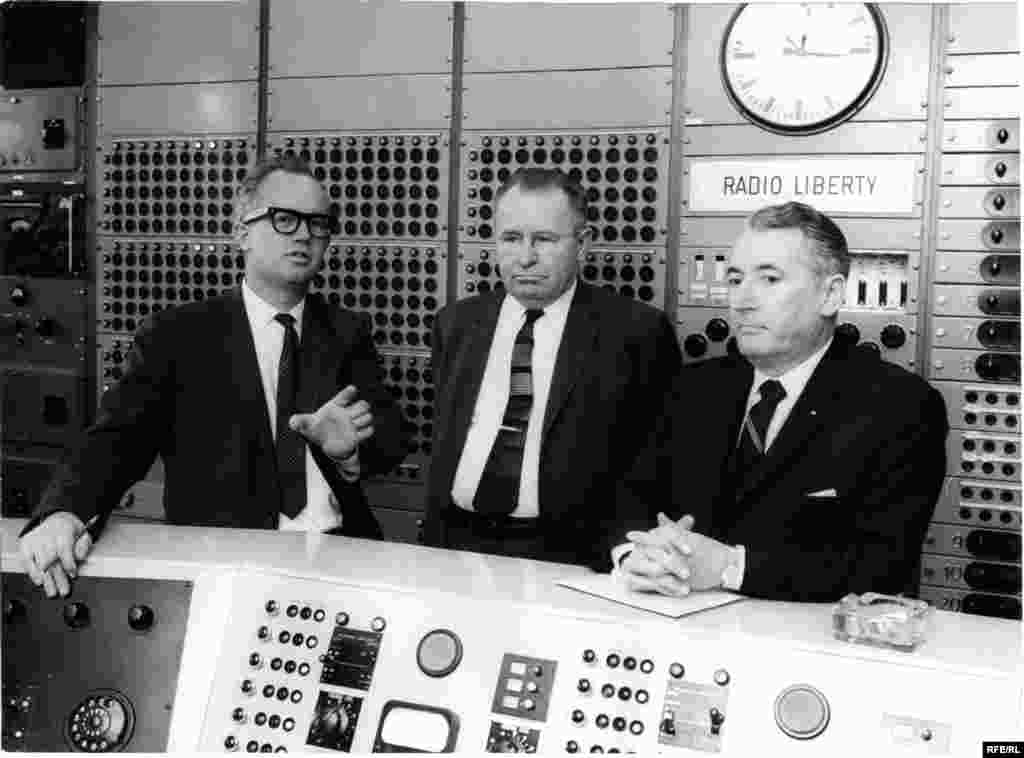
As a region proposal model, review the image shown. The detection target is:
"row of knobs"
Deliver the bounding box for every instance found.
[2,597,154,631]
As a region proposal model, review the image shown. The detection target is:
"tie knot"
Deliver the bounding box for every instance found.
[274,313,296,330]
[758,379,786,404]
[524,308,544,326]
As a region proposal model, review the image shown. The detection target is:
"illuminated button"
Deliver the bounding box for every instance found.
[417,629,463,677]
[640,659,654,674]
[669,663,684,679]
[506,679,523,692]
[630,720,644,735]
[605,653,621,668]
[371,616,386,632]
[521,698,536,712]
[596,714,610,729]
[714,669,730,686]
[635,689,649,704]
[774,684,830,740]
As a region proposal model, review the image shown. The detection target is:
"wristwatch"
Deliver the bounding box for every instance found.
[720,545,744,590]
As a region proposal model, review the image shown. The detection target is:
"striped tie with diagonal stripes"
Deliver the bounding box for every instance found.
[734,378,786,481]
[474,308,545,515]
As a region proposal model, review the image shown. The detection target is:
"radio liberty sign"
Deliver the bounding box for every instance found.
[687,157,918,215]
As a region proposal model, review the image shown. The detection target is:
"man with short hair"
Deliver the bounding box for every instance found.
[422,167,682,567]
[20,155,408,597]
[618,201,947,602]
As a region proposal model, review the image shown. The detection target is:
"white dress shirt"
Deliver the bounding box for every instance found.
[615,336,835,590]
[241,280,354,532]
[451,279,578,517]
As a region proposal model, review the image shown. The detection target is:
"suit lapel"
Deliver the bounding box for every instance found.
[225,288,277,463]
[704,357,754,520]
[738,341,848,501]
[298,294,344,414]
[542,283,599,440]
[448,293,504,463]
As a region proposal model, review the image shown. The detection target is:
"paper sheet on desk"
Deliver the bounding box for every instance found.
[556,573,746,618]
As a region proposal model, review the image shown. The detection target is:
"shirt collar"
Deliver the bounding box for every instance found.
[752,336,833,405]
[504,277,578,324]
[241,278,305,334]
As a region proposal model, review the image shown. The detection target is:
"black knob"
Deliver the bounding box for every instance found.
[572,709,586,724]
[128,604,155,631]
[582,649,596,663]
[683,333,708,358]
[710,708,725,726]
[725,336,740,356]
[994,161,1007,178]
[991,227,1004,244]
[996,128,1010,144]
[880,325,906,349]
[3,597,25,624]
[661,717,676,736]
[63,602,90,629]
[992,194,1006,211]
[578,678,591,693]
[10,285,28,307]
[835,322,861,345]
[705,318,729,342]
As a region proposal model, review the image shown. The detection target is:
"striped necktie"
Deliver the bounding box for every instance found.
[474,308,545,515]
[733,378,786,486]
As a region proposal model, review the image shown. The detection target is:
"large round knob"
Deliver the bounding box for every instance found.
[10,285,28,307]
[63,602,91,629]
[774,684,830,740]
[835,322,860,345]
[705,318,729,343]
[127,604,155,632]
[880,325,906,349]
[683,333,708,358]
[35,317,56,339]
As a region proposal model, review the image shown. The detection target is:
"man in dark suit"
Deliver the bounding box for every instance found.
[422,167,682,567]
[20,155,408,597]
[618,201,948,602]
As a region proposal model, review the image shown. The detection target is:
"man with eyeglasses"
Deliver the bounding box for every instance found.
[19,155,408,598]
[421,167,681,567]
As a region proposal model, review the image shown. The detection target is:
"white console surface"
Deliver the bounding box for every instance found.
[3,519,1021,755]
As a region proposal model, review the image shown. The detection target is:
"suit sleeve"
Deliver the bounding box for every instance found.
[739,384,949,602]
[589,311,684,571]
[36,314,173,529]
[345,312,409,478]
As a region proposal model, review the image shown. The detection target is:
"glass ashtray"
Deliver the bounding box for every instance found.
[832,592,932,651]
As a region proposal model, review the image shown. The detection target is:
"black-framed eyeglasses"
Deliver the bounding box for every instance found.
[242,206,339,239]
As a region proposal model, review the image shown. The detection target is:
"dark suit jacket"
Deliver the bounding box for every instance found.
[619,339,949,602]
[39,288,408,539]
[422,282,683,568]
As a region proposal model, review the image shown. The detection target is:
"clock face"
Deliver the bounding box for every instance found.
[721,3,889,135]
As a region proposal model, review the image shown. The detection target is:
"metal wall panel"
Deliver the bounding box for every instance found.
[0,91,79,174]
[682,123,927,156]
[462,70,672,130]
[937,219,1020,251]
[942,119,1019,152]
[934,475,1022,522]
[681,156,927,218]
[267,0,452,77]
[945,53,1021,88]
[947,5,1020,54]
[932,284,1019,318]
[463,3,673,72]
[939,187,1020,218]
[944,87,1021,120]
[679,217,923,251]
[680,5,932,126]
[98,83,258,135]
[98,1,258,85]
[267,76,451,132]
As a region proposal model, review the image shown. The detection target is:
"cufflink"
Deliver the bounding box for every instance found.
[720,546,742,590]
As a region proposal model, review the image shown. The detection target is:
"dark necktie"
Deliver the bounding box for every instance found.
[474,308,545,515]
[274,313,306,519]
[733,378,787,482]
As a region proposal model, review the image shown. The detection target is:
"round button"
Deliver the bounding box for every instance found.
[265,600,278,615]
[335,612,349,626]
[567,740,580,753]
[714,669,730,686]
[617,686,631,701]
[774,684,831,740]
[582,649,596,663]
[572,709,586,724]
[640,659,654,674]
[630,720,644,735]
[416,629,463,677]
[578,678,591,693]
[601,683,615,698]
[63,602,91,629]
[596,714,610,729]
[622,656,637,671]
[605,653,621,668]
[669,663,684,679]
[127,605,155,631]
[371,616,386,632]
